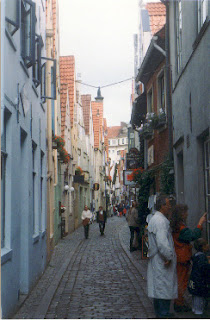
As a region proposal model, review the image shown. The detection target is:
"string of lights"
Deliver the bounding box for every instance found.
[58,76,135,89]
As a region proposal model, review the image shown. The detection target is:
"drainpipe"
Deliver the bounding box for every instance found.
[161,0,173,161]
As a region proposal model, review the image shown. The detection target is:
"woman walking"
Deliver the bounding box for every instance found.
[126,201,140,252]
[171,204,207,312]
[81,205,93,239]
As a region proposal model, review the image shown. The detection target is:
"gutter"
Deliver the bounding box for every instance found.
[136,37,166,83]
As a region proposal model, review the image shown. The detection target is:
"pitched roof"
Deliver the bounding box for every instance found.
[146,2,166,35]
[60,83,68,138]
[92,101,103,148]
[107,126,121,139]
[103,118,109,159]
[60,56,75,128]
[81,95,91,135]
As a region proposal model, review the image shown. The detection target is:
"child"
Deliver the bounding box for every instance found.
[188,238,210,315]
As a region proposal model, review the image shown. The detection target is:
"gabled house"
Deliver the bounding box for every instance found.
[135,25,172,193]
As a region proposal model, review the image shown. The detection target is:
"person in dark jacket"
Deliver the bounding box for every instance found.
[171,205,207,312]
[96,206,107,235]
[188,238,210,315]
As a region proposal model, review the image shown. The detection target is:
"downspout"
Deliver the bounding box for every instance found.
[162,0,173,161]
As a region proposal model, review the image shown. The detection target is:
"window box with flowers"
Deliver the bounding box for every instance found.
[53,135,65,149]
[75,166,83,175]
[139,123,153,139]
[58,145,70,164]
[146,110,167,130]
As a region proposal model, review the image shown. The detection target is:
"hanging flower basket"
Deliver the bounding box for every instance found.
[57,144,70,164]
[53,135,65,149]
[141,123,153,139]
[75,166,83,175]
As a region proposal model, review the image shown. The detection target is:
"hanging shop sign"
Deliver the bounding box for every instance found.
[123,170,136,186]
[126,147,141,170]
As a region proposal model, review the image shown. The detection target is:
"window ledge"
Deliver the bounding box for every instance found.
[20,59,30,78]
[1,248,13,265]
[41,230,46,238]
[32,234,40,244]
[32,84,39,97]
[5,28,17,52]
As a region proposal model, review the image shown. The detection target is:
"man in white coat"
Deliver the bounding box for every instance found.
[147,195,178,318]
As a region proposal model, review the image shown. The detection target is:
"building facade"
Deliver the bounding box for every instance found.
[168,0,210,236]
[1,0,47,317]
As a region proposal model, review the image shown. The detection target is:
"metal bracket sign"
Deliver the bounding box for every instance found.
[123,170,136,186]
[126,147,141,170]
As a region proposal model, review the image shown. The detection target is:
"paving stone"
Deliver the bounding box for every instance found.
[14,216,204,319]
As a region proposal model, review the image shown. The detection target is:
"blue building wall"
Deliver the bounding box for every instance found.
[1,0,47,317]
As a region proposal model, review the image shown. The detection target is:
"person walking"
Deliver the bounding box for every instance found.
[81,205,93,239]
[171,205,207,312]
[188,238,210,316]
[96,206,107,236]
[147,194,178,319]
[126,201,140,252]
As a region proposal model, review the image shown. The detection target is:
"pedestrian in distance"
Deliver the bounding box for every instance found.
[188,238,210,316]
[96,206,107,236]
[147,194,178,319]
[126,201,140,252]
[81,205,93,239]
[171,205,207,312]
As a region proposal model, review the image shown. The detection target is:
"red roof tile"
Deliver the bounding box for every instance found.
[107,126,121,139]
[81,95,91,135]
[146,2,166,35]
[60,56,75,128]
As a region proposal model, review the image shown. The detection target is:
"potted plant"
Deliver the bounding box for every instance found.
[75,166,83,175]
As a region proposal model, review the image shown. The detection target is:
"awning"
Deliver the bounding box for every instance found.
[131,91,147,127]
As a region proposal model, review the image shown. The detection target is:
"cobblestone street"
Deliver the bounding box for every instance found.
[13,217,154,319]
[13,216,209,319]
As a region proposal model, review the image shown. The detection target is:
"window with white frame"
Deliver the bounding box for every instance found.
[108,140,111,145]
[32,142,38,235]
[112,139,116,145]
[204,138,210,244]
[5,0,20,36]
[175,0,182,73]
[158,72,165,112]
[147,87,153,113]
[1,112,7,248]
[198,0,208,32]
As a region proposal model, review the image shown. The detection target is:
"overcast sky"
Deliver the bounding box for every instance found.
[58,0,154,126]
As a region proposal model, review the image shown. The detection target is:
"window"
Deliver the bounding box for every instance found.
[32,142,38,235]
[147,88,153,113]
[158,72,165,112]
[204,139,210,243]
[122,138,124,144]
[175,0,182,73]
[108,140,111,145]
[33,35,43,87]
[1,112,7,248]
[5,0,20,36]
[112,140,116,146]
[112,150,115,153]
[198,0,208,32]
[21,0,36,68]
[118,139,120,145]
[117,151,120,155]
[40,151,45,231]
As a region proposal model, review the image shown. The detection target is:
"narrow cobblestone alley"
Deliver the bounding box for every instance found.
[13,217,154,319]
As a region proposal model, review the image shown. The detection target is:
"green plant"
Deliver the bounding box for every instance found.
[53,135,65,147]
[160,157,175,195]
[133,168,155,224]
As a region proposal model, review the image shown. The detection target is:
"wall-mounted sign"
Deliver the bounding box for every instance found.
[126,147,141,169]
[93,183,100,191]
[123,170,136,186]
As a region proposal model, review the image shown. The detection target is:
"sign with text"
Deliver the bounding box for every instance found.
[123,170,136,186]
[126,147,141,170]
